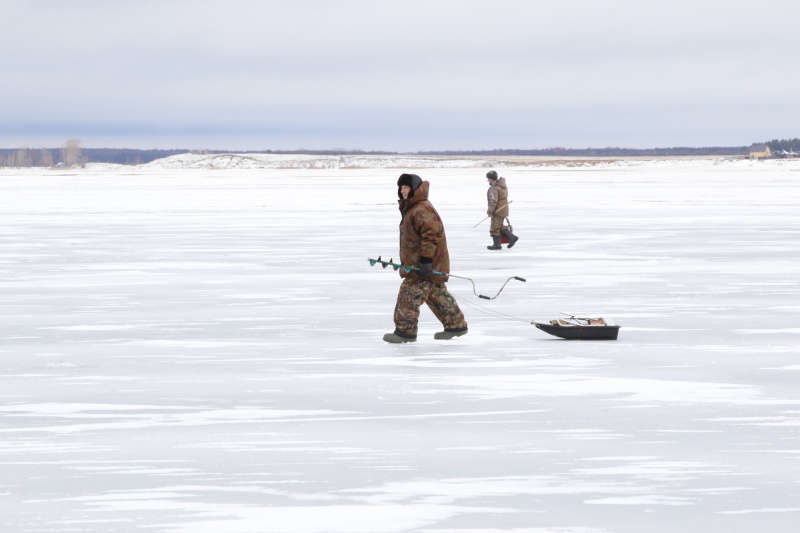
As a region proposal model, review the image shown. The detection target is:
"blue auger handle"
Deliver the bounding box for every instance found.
[368,257,445,276]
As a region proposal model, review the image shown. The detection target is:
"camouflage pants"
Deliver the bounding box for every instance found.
[489,215,508,237]
[394,278,467,337]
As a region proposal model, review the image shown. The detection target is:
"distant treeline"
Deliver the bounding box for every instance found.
[0,144,768,167]
[765,138,800,153]
[0,147,399,166]
[0,147,197,166]
[417,146,749,157]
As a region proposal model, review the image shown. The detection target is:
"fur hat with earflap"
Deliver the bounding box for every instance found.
[397,173,423,199]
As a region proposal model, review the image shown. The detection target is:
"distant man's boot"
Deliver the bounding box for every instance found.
[487,236,502,250]
[501,229,519,248]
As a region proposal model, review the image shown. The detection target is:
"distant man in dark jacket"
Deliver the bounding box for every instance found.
[486,170,519,250]
[383,173,468,343]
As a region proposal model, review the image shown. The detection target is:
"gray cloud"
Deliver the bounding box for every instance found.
[4,0,799,150]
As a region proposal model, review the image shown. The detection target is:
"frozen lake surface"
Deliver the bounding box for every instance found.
[1,160,800,532]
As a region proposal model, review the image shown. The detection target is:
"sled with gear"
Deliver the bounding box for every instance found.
[533,312,621,340]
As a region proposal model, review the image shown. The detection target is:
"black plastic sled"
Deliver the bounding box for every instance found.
[534,313,620,341]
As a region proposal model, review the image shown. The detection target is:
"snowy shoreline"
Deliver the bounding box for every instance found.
[72,152,800,171]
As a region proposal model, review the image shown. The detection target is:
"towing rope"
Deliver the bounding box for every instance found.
[451,292,532,324]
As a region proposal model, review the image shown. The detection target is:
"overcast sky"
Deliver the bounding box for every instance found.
[3,0,798,151]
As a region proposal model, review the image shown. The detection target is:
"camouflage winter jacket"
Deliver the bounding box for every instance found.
[487,177,510,217]
[397,181,450,284]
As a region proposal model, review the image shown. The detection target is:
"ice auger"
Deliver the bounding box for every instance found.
[368,256,525,300]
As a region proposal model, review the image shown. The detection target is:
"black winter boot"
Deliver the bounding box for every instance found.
[383,329,417,343]
[501,229,519,248]
[487,236,502,250]
[434,327,468,340]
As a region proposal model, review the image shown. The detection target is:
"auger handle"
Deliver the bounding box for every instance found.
[514,276,526,282]
[479,295,490,300]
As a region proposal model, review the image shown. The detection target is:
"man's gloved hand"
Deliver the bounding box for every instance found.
[419,258,433,277]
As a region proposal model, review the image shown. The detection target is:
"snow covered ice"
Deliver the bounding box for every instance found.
[1,157,800,532]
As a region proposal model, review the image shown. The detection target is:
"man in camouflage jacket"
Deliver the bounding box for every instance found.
[383,173,468,343]
[486,170,519,250]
